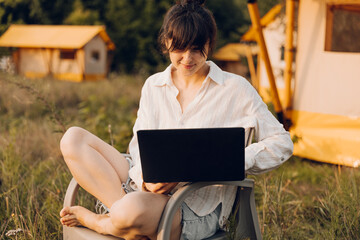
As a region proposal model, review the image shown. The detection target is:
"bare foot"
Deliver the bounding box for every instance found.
[60,206,155,240]
[60,206,114,235]
[60,206,105,228]
[60,206,84,227]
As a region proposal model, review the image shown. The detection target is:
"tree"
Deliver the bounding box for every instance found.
[64,0,102,25]
[0,0,74,34]
[102,0,171,73]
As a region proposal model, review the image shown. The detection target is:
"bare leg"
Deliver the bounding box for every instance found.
[59,127,182,239]
[60,192,182,240]
[60,126,128,208]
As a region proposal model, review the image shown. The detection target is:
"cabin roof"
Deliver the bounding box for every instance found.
[0,25,115,50]
[213,43,259,61]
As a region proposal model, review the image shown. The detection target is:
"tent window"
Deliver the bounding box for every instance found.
[280,45,285,61]
[91,51,100,61]
[60,50,76,59]
[325,4,360,52]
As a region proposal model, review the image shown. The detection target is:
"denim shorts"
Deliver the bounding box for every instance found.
[181,202,221,240]
[121,156,137,193]
[121,155,221,240]
[120,174,222,240]
[98,156,221,239]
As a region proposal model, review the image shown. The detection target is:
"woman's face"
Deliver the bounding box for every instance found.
[167,41,209,77]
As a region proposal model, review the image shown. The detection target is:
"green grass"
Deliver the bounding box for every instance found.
[0,72,359,239]
[252,157,360,239]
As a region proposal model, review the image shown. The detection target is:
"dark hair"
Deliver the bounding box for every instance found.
[158,0,217,56]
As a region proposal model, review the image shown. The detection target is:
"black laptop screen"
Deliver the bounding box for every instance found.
[137,127,245,183]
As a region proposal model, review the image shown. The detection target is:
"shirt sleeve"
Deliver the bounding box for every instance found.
[128,81,150,190]
[244,85,294,175]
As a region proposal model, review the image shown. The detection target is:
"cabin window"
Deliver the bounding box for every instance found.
[325,4,360,52]
[60,50,76,59]
[91,50,100,61]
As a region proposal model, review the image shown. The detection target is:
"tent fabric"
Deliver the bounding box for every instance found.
[0,25,115,50]
[212,43,259,61]
[241,4,283,42]
[292,0,360,167]
[325,0,359,4]
[290,110,360,167]
[214,0,360,168]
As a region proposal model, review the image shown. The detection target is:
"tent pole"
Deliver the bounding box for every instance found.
[245,45,259,91]
[256,51,261,86]
[283,0,296,129]
[247,0,284,123]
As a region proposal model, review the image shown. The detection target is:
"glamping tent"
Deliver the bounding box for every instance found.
[0,25,115,82]
[214,0,360,167]
[213,3,287,103]
[241,3,293,105]
[291,0,360,167]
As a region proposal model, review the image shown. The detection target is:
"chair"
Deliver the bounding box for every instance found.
[63,128,262,240]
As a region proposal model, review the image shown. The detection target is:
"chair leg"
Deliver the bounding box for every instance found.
[249,187,262,240]
[234,187,262,240]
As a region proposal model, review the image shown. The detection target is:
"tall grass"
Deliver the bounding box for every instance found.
[252,157,360,239]
[0,72,142,239]
[0,72,359,239]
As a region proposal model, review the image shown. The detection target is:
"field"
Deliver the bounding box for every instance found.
[0,72,359,239]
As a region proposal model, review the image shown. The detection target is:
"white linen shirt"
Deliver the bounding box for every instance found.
[128,61,293,228]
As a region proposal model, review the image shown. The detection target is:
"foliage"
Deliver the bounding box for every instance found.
[103,0,171,73]
[0,0,74,33]
[63,0,102,25]
[0,0,281,73]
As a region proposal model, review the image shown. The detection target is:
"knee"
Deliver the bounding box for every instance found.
[110,193,147,230]
[60,126,87,158]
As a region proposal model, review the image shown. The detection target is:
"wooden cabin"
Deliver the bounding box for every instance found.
[212,43,259,79]
[0,25,115,82]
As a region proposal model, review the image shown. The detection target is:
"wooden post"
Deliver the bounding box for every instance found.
[283,0,296,129]
[245,45,259,91]
[247,0,284,123]
[256,52,261,87]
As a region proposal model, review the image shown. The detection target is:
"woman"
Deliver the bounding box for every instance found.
[59,0,293,239]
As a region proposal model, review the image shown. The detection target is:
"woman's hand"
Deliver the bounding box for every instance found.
[143,182,178,194]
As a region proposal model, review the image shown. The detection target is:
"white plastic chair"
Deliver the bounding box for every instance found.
[63,128,262,240]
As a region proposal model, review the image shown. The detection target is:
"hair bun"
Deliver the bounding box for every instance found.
[179,0,206,7]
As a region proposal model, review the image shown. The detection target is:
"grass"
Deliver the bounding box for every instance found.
[0,72,359,239]
[252,157,360,239]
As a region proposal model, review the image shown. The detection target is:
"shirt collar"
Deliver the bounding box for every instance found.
[152,60,224,87]
[207,61,224,85]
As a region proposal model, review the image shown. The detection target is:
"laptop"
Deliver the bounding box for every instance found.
[137,127,245,183]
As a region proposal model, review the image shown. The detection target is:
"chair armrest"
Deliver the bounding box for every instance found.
[157,179,255,240]
[63,178,80,207]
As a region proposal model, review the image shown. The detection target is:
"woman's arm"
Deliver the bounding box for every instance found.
[244,84,294,174]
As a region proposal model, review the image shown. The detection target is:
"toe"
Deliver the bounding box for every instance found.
[68,221,81,227]
[60,206,71,217]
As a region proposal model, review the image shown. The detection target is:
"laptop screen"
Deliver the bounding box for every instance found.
[137,127,245,183]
